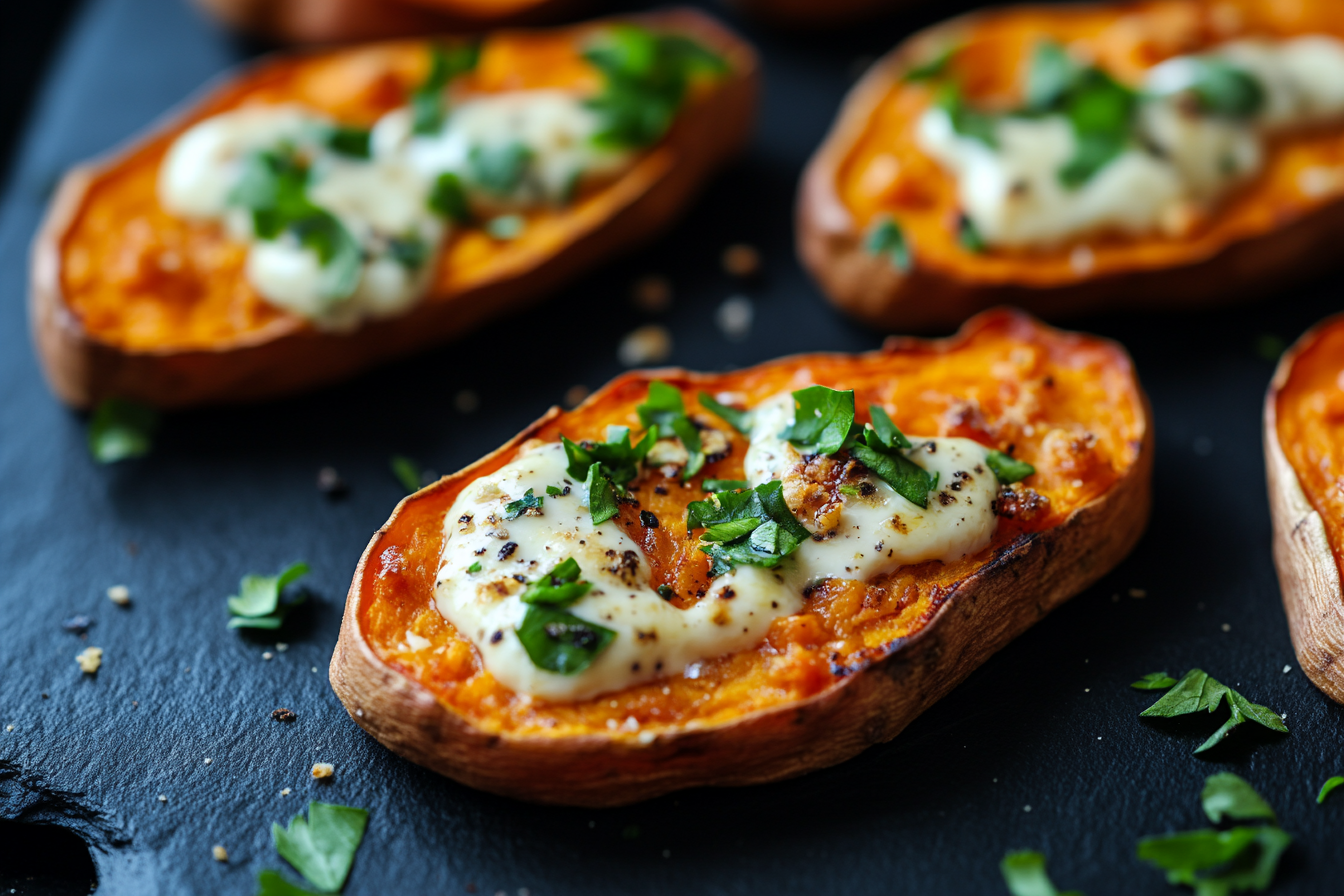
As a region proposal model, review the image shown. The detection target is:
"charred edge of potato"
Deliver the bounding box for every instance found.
[329,309,1155,807]
[28,9,759,410]
[796,7,1344,333]
[191,0,590,45]
[1264,315,1344,704]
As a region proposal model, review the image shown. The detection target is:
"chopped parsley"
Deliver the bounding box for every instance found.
[563,424,654,523]
[779,385,858,456]
[503,488,543,519]
[519,557,592,606]
[850,402,938,508]
[87,399,158,463]
[1317,776,1344,805]
[1131,671,1178,690]
[411,41,480,135]
[467,141,534,196]
[1139,668,1288,753]
[1000,851,1083,896]
[545,485,565,496]
[686,480,810,576]
[1137,774,1291,896]
[985,449,1035,484]
[903,45,959,83]
[227,562,309,631]
[935,82,999,148]
[466,561,482,573]
[386,234,428,269]
[1180,58,1265,119]
[703,479,749,493]
[698,392,752,434]
[656,584,675,601]
[427,171,471,223]
[583,26,728,149]
[958,214,986,254]
[261,801,369,894]
[517,605,615,674]
[637,380,704,479]
[324,126,371,159]
[584,462,620,525]
[865,215,912,272]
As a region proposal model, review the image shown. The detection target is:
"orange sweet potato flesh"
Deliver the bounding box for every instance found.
[30,10,757,408]
[330,309,1153,805]
[1266,314,1344,703]
[799,0,1344,331]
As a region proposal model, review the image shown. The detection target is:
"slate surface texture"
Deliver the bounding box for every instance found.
[2,0,1343,893]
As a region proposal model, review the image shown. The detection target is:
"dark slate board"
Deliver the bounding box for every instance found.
[2,0,1343,893]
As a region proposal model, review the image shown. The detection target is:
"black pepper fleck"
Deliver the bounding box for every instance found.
[498,541,518,560]
[640,510,659,528]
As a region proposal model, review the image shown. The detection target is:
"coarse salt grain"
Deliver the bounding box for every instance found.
[1298,166,1343,198]
[5,726,12,732]
[203,758,212,765]
[212,846,228,862]
[281,788,292,796]
[715,296,754,342]
[76,646,103,674]
[1283,665,1292,673]
[262,652,273,661]
[618,325,672,367]
[1070,479,1084,488]
[275,643,289,652]
[311,763,334,779]
[157,794,167,803]
[107,585,131,606]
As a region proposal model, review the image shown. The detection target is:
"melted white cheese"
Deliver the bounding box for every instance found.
[158,90,633,328]
[915,34,1344,249]
[434,391,999,702]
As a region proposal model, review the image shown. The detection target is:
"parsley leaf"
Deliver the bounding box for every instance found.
[638,381,704,480]
[324,126,371,159]
[519,557,592,606]
[466,561,482,573]
[390,455,423,493]
[698,392,752,434]
[427,172,472,223]
[903,45,959,83]
[958,214,986,254]
[778,386,857,456]
[686,480,809,575]
[850,444,937,509]
[467,141,534,196]
[88,399,158,463]
[1000,851,1084,896]
[516,604,615,674]
[986,450,1036,484]
[1025,41,1081,112]
[865,215,912,272]
[935,82,999,148]
[1132,671,1178,690]
[1318,776,1344,805]
[1203,773,1277,824]
[227,562,309,630]
[270,801,369,893]
[256,870,324,895]
[562,427,655,487]
[701,517,762,543]
[503,488,543,520]
[386,234,428,269]
[1139,668,1288,753]
[584,462,620,526]
[583,26,727,149]
[703,479,748,493]
[411,42,480,135]
[1183,58,1265,119]
[867,405,912,450]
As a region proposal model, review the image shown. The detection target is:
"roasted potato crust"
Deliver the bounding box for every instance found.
[30,9,758,408]
[330,309,1153,805]
[1266,314,1344,704]
[798,0,1344,331]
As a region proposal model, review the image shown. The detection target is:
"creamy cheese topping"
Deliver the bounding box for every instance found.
[158,90,631,329]
[433,392,999,702]
[915,35,1344,249]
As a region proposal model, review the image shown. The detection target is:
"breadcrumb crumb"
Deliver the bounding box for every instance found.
[76,646,103,674]
[107,585,131,606]
[212,845,228,862]
[311,763,334,779]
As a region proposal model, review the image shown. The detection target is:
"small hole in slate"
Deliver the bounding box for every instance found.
[0,820,98,894]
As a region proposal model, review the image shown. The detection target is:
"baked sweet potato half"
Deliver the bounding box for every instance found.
[192,0,587,45]
[31,9,757,408]
[330,309,1153,806]
[799,0,1344,331]
[1265,314,1344,704]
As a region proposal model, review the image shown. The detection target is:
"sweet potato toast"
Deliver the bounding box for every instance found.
[30,9,757,409]
[799,0,1344,331]
[1265,314,1344,704]
[193,0,587,44]
[330,309,1153,806]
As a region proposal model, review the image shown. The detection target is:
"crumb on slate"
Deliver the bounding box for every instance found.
[76,646,103,674]
[281,787,292,796]
[212,845,228,862]
[317,467,347,497]
[311,763,334,779]
[107,585,131,606]
[272,708,297,722]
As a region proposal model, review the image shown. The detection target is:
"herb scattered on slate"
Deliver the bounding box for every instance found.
[1000,850,1084,896]
[503,488,543,520]
[390,455,423,494]
[88,399,159,463]
[1131,671,1179,690]
[637,381,704,479]
[227,562,309,630]
[1138,668,1288,753]
[865,215,912,271]
[985,450,1036,484]
[1137,774,1291,896]
[260,801,369,894]
[1317,776,1344,805]
[698,392,752,434]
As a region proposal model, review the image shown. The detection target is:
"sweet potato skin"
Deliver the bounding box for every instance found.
[1265,315,1344,704]
[29,9,758,409]
[798,0,1344,332]
[329,309,1154,806]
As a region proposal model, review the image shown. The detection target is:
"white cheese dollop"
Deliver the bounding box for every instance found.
[915,34,1344,249]
[434,392,999,702]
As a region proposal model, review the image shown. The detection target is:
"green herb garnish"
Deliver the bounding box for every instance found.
[583,26,727,149]
[703,479,749,493]
[985,449,1035,484]
[467,141,534,196]
[390,455,422,493]
[546,485,565,496]
[686,480,810,576]
[778,385,858,456]
[484,214,524,240]
[466,561,482,573]
[584,462,620,525]
[517,604,615,674]
[1137,774,1291,896]
[1000,851,1084,896]
[88,399,158,463]
[656,584,675,601]
[227,562,309,630]
[958,214,986,254]
[1181,58,1265,119]
[503,488,543,520]
[519,557,592,606]
[412,42,480,135]
[850,403,937,508]
[263,801,369,894]
[563,427,655,488]
[935,82,999,148]
[865,215,912,272]
[386,234,428,269]
[637,381,704,479]
[698,392,752,434]
[324,126,371,159]
[1318,776,1344,805]
[428,171,471,223]
[1131,671,1179,690]
[903,45,959,83]
[1139,668,1288,753]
